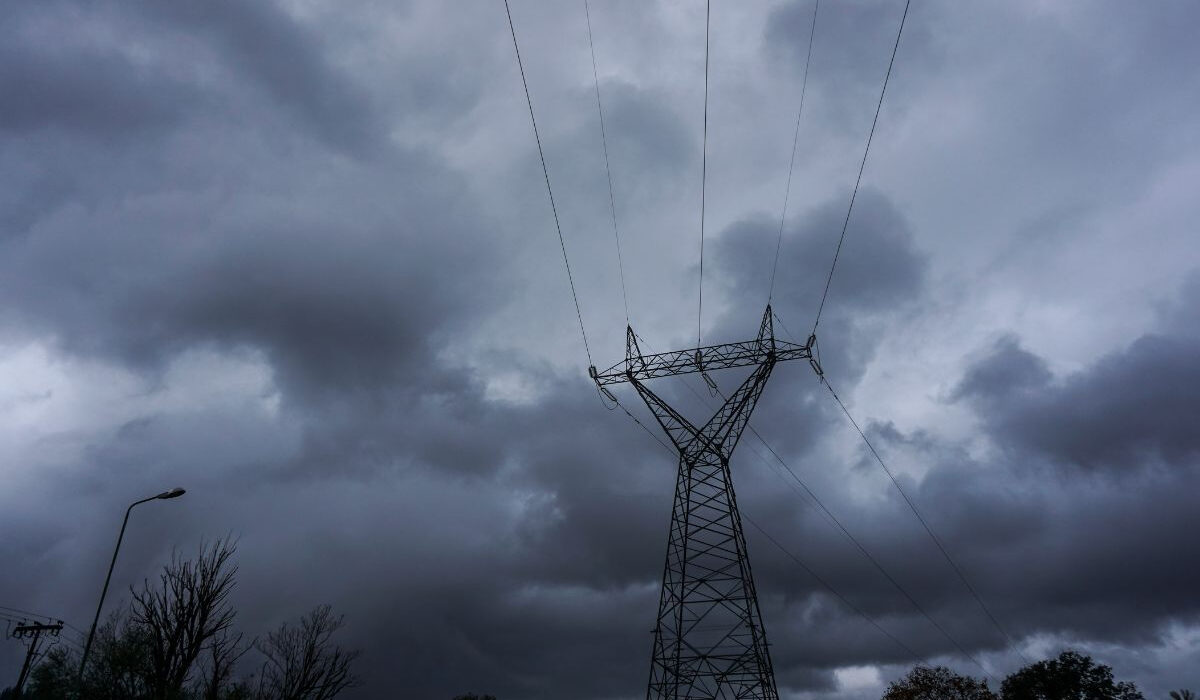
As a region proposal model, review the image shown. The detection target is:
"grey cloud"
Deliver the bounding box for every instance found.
[952,335,1052,405]
[601,81,695,191]
[0,35,193,139]
[712,189,925,333]
[3,1,1200,698]
[142,0,387,155]
[763,0,939,134]
[707,190,926,456]
[955,326,1200,471]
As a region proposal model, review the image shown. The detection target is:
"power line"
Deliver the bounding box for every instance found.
[768,0,820,304]
[2,607,83,649]
[626,333,996,680]
[743,514,921,660]
[812,0,910,336]
[774,311,1027,666]
[583,0,631,324]
[722,403,993,680]
[504,0,594,365]
[0,604,54,620]
[743,422,996,681]
[696,0,711,349]
[820,374,1029,665]
[606,386,923,667]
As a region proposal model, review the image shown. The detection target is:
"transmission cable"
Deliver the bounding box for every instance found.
[630,333,996,680]
[696,0,711,349]
[743,514,921,660]
[811,0,910,336]
[0,604,53,620]
[583,0,631,324]
[768,0,820,304]
[820,373,1030,664]
[504,0,594,365]
[773,310,1028,665]
[607,388,921,665]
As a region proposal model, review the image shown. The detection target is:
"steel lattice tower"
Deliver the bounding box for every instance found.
[591,306,813,699]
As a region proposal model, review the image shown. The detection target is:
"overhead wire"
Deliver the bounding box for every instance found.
[570,17,901,659]
[583,0,631,324]
[512,0,1016,679]
[811,0,910,337]
[773,310,1027,665]
[504,0,594,366]
[0,604,56,620]
[697,0,711,349]
[1,610,81,651]
[768,0,820,304]
[628,333,996,680]
[819,374,1029,665]
[606,384,922,665]
[743,514,921,660]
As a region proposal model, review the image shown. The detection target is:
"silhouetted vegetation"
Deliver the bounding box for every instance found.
[999,650,1143,699]
[254,606,357,700]
[883,650,1146,700]
[882,664,997,699]
[21,539,357,700]
[452,695,497,700]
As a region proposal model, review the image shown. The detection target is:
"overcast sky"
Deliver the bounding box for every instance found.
[2,1,1198,698]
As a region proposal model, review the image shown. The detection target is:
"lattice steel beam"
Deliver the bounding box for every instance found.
[590,305,812,700]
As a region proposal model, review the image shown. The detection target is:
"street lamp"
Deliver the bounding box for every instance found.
[77,488,187,681]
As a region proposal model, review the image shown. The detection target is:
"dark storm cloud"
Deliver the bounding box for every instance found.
[3,1,1199,698]
[766,0,934,87]
[0,29,192,138]
[955,306,1200,471]
[0,0,493,405]
[712,189,925,330]
[757,275,1200,682]
[705,189,926,456]
[143,0,387,154]
[764,0,939,136]
[601,81,695,188]
[898,442,1200,645]
[952,336,1052,405]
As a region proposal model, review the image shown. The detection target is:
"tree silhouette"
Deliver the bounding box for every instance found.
[1170,691,1195,700]
[882,665,997,700]
[1000,650,1143,700]
[129,538,240,697]
[22,541,357,700]
[253,605,358,700]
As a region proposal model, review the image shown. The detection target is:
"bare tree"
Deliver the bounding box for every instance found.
[129,537,239,698]
[254,605,358,700]
[194,629,251,700]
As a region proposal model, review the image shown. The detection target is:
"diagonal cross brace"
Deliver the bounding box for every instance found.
[590,306,811,700]
[629,358,775,464]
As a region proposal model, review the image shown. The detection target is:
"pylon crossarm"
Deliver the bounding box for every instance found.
[590,338,808,386]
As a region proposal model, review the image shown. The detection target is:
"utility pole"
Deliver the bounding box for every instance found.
[591,305,814,700]
[10,621,63,697]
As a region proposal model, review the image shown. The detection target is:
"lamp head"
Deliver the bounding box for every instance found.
[156,487,186,500]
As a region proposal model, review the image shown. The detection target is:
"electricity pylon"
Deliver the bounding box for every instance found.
[10,620,63,696]
[591,305,813,700]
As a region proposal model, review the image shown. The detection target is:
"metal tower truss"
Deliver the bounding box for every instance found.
[590,305,813,700]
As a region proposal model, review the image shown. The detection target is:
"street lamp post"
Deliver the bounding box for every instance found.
[77,487,186,682]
